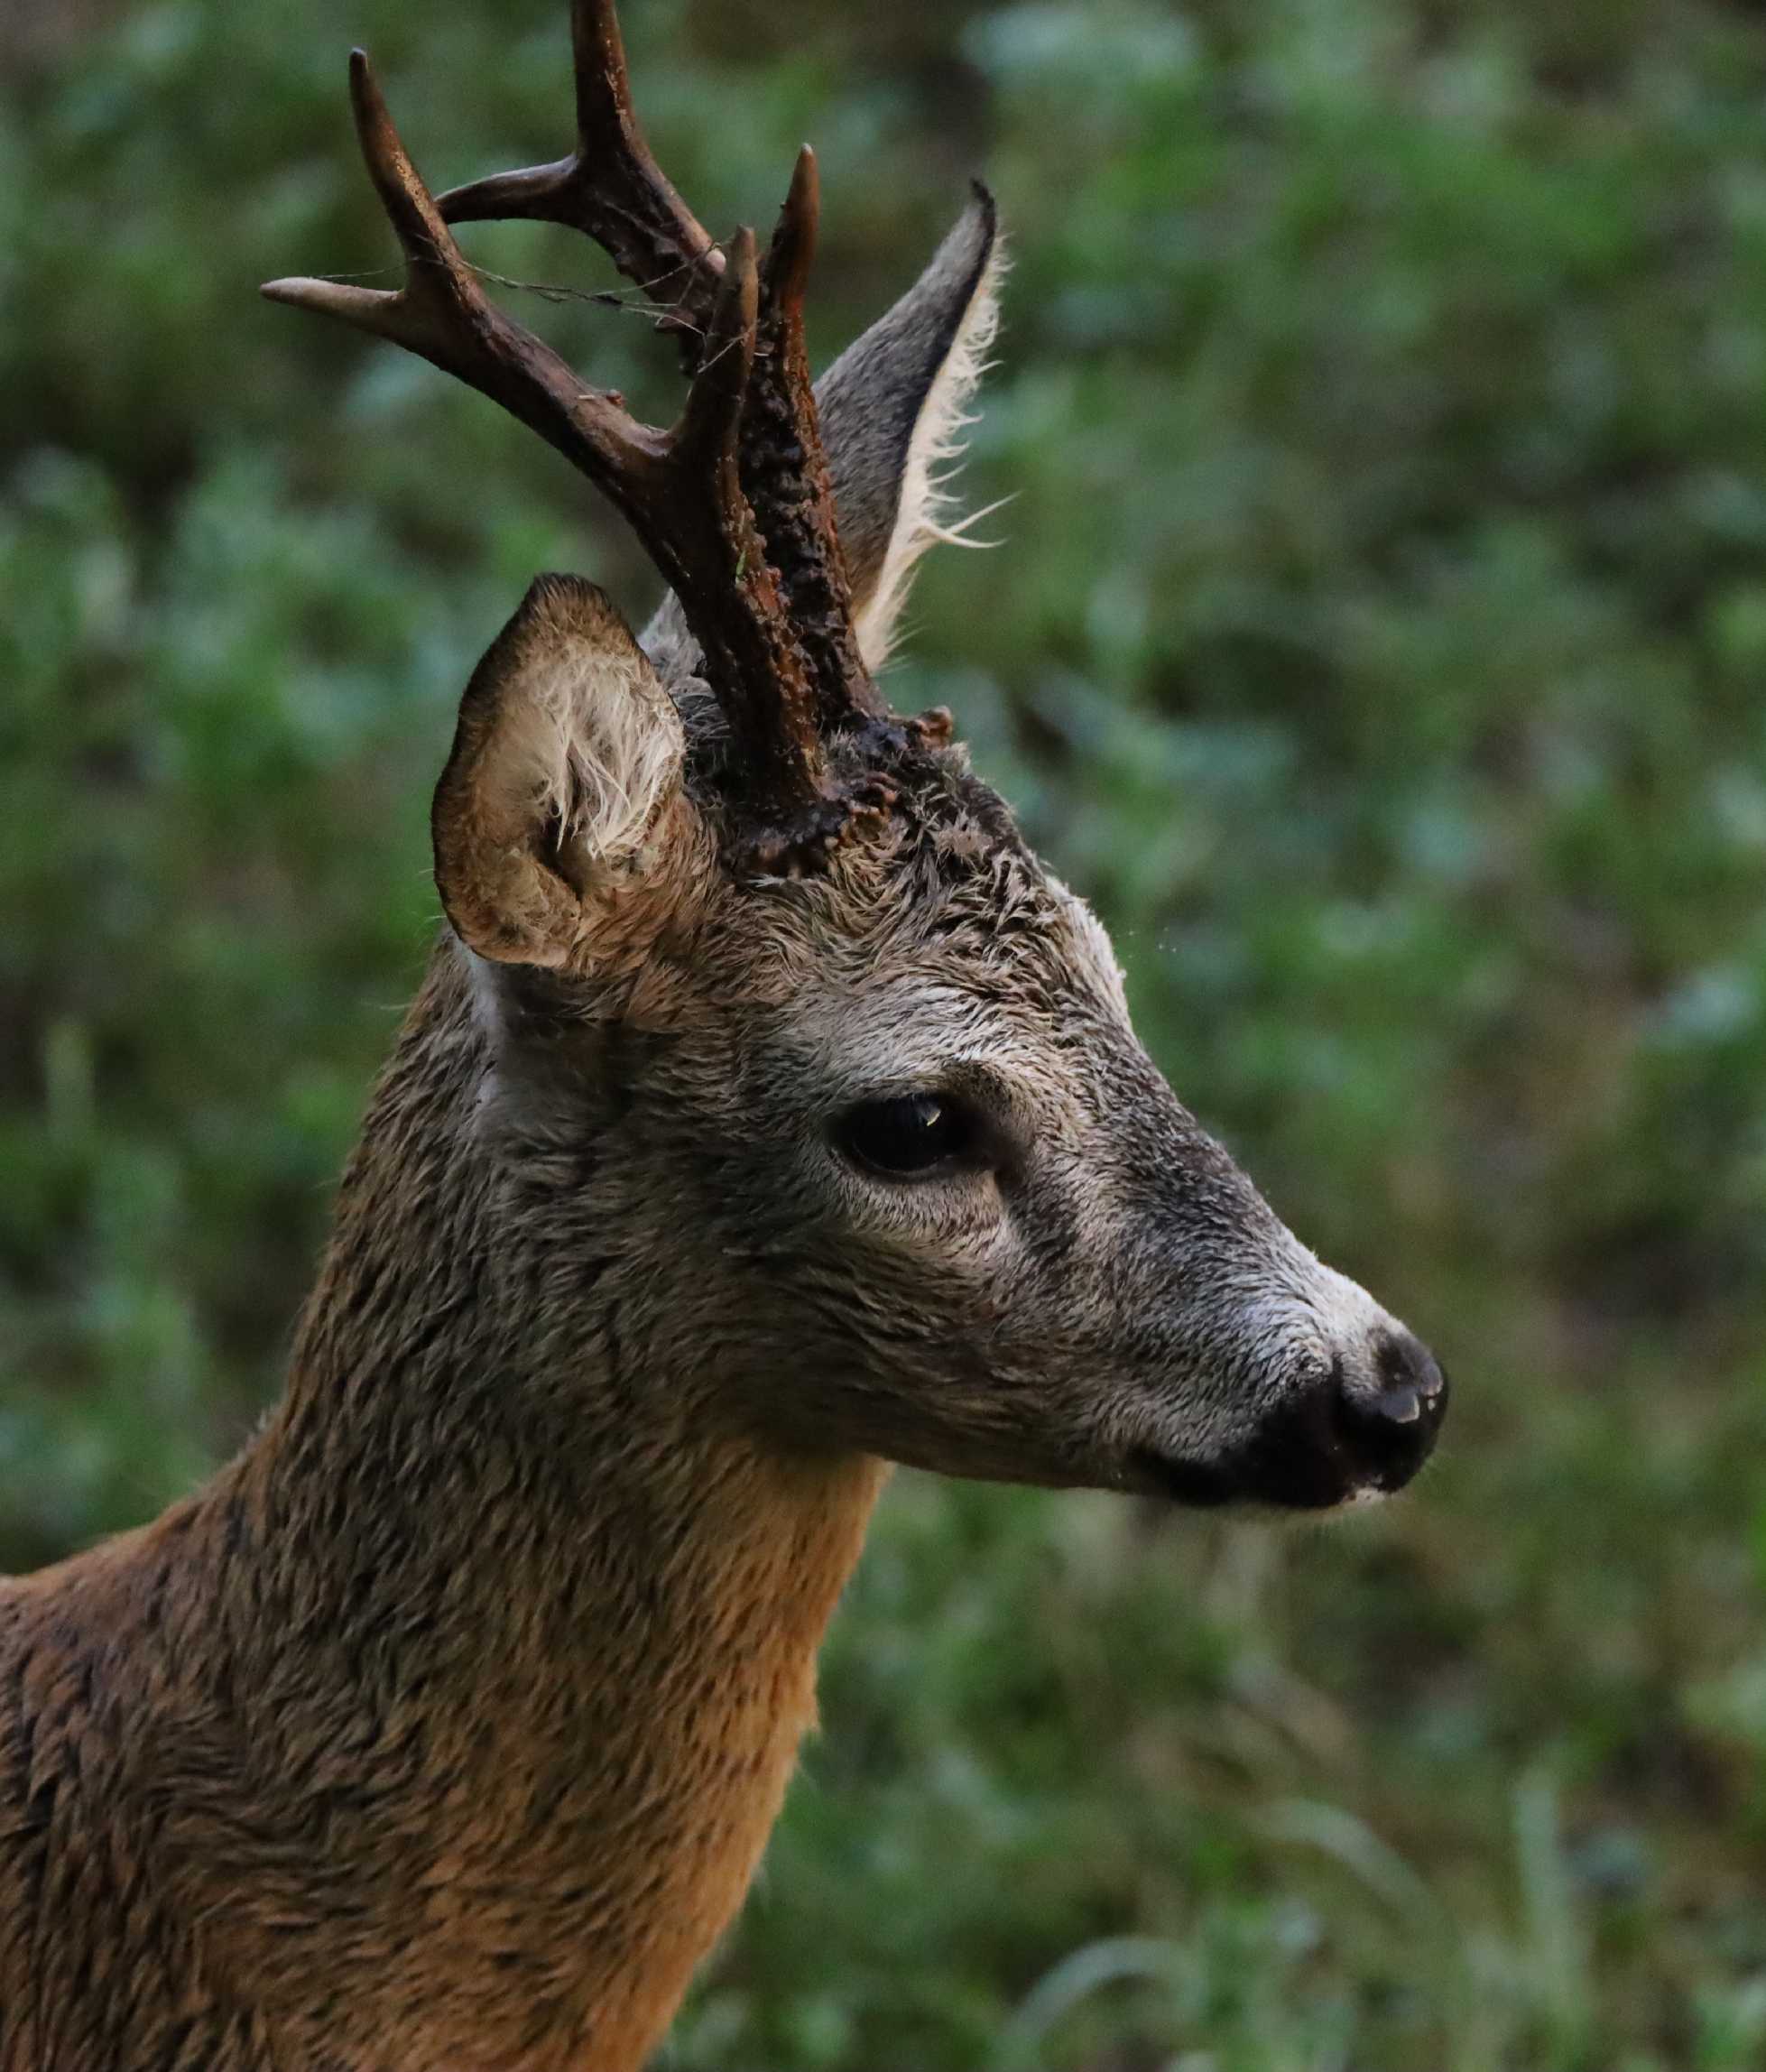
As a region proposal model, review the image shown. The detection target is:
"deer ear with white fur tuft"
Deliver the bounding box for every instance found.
[818,183,1005,669]
[639,187,1004,681]
[433,574,706,976]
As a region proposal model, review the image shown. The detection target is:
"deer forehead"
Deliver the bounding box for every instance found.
[735,884,1134,1101]
[734,800,1127,991]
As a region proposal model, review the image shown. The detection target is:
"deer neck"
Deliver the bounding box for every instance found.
[191,951,887,2071]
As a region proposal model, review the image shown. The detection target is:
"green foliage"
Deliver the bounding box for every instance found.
[4,0,1764,2065]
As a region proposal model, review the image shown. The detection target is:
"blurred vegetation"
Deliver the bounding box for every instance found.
[5,0,1766,2065]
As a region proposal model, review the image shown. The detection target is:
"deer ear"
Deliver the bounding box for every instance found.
[638,190,1003,684]
[817,185,1003,669]
[432,574,702,974]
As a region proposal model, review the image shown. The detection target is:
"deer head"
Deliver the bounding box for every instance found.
[264,0,1447,1518]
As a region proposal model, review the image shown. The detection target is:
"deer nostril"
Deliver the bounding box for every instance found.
[1377,1382,1422,1426]
[1332,1328,1449,1490]
[1375,1327,1447,1406]
[1412,1350,1447,1404]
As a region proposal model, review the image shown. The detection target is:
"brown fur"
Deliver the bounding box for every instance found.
[2,950,884,2071]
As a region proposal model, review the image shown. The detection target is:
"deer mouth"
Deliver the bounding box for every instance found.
[1131,1336,1450,1512]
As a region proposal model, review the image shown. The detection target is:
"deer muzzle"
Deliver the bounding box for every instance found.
[1128,1262,1450,1512]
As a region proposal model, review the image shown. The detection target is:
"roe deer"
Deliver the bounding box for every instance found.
[0,5,1448,2067]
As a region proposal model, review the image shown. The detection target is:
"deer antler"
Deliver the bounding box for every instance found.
[438,0,901,743]
[266,6,931,874]
[439,6,888,737]
[744,147,891,739]
[438,0,722,367]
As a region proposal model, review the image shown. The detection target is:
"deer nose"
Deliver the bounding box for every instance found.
[1332,1328,1449,1493]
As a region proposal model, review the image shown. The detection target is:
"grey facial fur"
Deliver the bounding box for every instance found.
[456,195,1447,1517]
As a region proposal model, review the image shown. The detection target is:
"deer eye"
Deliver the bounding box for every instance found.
[836,1094,978,1179]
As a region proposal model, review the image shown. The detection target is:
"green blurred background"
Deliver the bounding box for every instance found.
[5,0,1766,2065]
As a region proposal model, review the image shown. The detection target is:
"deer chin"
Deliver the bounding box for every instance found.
[1129,1336,1450,1512]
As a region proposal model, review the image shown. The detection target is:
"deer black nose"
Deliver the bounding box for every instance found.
[1332,1328,1449,1493]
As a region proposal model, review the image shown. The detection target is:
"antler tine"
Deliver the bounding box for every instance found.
[628,214,893,866]
[437,0,721,362]
[744,146,889,735]
[654,227,850,852]
[263,50,669,520]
